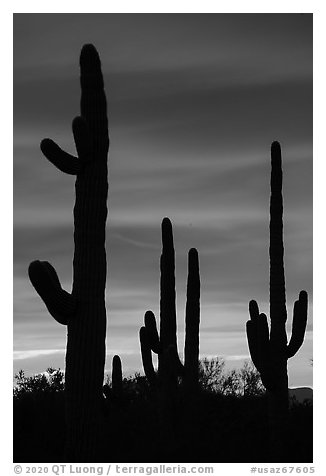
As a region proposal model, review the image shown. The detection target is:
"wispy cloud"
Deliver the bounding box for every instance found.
[13,14,312,386]
[14,349,65,361]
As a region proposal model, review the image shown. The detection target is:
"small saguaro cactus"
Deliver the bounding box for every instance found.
[139,217,201,394]
[112,354,123,399]
[246,141,308,460]
[103,355,123,403]
[28,45,109,462]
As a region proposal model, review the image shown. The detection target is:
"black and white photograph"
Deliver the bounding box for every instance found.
[13,12,313,464]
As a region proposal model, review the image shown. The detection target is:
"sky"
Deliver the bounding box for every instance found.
[13,13,312,387]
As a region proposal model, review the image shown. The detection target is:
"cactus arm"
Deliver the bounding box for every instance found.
[160,217,177,353]
[247,302,269,368]
[246,319,260,371]
[40,138,83,175]
[255,312,270,368]
[28,260,76,325]
[246,301,261,370]
[140,326,157,387]
[246,302,270,386]
[40,114,92,176]
[184,248,200,390]
[247,302,264,373]
[144,310,161,353]
[286,290,308,358]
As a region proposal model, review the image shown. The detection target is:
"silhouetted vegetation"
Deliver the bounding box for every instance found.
[13,359,312,463]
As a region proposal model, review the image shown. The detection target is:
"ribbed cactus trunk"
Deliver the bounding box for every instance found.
[268,142,289,459]
[28,45,109,462]
[184,248,200,392]
[158,217,180,418]
[246,142,308,462]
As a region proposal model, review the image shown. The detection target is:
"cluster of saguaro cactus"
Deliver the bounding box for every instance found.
[246,141,308,460]
[28,44,111,462]
[139,217,200,450]
[26,43,309,463]
[139,217,200,394]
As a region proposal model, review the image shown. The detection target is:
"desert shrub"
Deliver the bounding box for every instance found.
[14,368,65,398]
[198,357,265,397]
[14,361,312,463]
[198,356,225,392]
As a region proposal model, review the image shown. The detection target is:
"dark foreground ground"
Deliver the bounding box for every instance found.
[13,370,312,463]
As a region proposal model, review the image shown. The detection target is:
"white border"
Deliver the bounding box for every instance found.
[4,2,323,472]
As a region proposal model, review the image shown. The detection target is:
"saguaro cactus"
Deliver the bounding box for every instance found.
[28,44,109,462]
[112,354,123,399]
[246,141,308,460]
[139,217,200,394]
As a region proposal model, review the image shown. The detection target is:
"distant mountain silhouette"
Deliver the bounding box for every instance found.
[289,387,313,405]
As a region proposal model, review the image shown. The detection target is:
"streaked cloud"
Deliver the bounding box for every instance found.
[14,349,65,361]
[13,14,312,387]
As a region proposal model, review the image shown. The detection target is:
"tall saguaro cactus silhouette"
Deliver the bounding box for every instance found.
[28,44,109,462]
[246,141,308,460]
[140,217,200,394]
